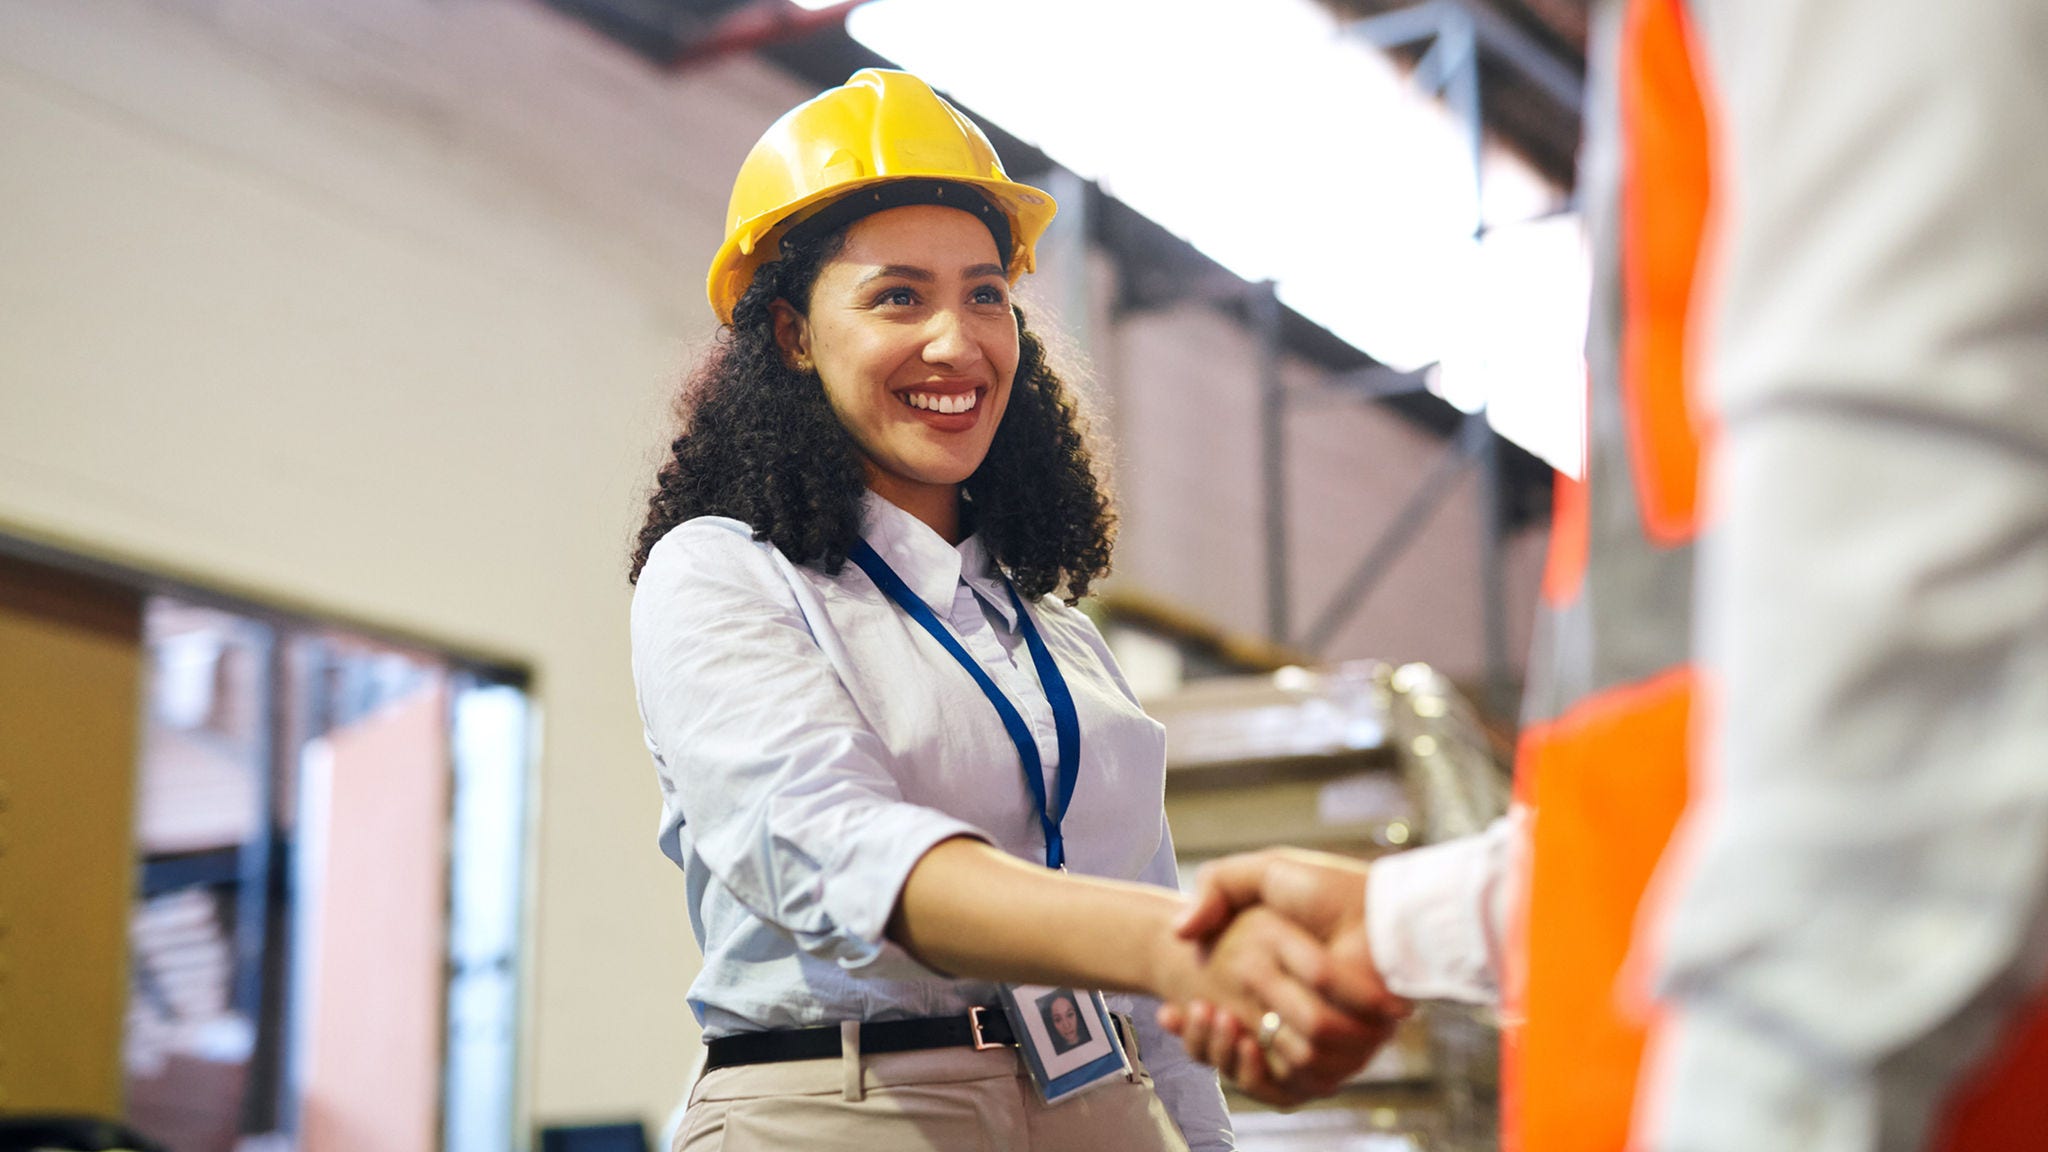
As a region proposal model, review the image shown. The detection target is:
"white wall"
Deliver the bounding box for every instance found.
[0,0,808,1128]
[0,0,1545,1134]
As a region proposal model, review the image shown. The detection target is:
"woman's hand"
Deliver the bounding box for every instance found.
[1161,996,1398,1107]
[1149,904,1397,1106]
[1154,848,1412,1105]
[883,836,1401,1106]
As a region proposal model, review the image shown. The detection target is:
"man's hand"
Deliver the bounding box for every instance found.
[1154,848,1410,1105]
[1149,903,1395,1106]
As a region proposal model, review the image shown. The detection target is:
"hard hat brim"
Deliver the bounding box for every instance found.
[705,173,1058,325]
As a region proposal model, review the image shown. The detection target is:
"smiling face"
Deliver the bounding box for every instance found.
[772,203,1019,539]
[1049,995,1081,1046]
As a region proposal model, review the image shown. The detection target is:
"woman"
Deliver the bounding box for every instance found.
[1043,991,1088,1054]
[629,69,1382,1152]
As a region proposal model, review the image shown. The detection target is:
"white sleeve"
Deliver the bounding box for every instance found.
[1366,810,1522,1005]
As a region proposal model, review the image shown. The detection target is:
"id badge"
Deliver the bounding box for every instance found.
[996,983,1131,1104]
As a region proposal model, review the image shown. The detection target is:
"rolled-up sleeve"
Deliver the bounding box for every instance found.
[631,521,989,975]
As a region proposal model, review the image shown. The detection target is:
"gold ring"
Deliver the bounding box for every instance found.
[1255,1011,1284,1051]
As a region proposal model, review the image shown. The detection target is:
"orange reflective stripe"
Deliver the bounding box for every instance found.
[1931,992,2048,1151]
[1541,403,1591,606]
[1507,668,1693,1152]
[1619,0,1712,546]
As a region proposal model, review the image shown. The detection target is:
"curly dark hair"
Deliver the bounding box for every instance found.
[629,226,1117,602]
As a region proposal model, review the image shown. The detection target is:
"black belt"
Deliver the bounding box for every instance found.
[708,1007,1125,1071]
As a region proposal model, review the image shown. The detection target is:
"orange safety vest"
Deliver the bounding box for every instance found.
[1502,1,2048,1148]
[1501,0,1706,1143]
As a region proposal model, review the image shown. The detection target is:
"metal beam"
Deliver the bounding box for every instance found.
[1298,412,1486,654]
[1325,364,1433,402]
[1462,0,1584,111]
[1347,0,1583,112]
[1348,0,1452,50]
[1255,280,1291,645]
[1475,404,1515,716]
[1411,26,1468,96]
[1442,5,1483,228]
[1039,169,1096,362]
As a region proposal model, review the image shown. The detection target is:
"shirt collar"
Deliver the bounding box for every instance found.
[956,532,1021,631]
[858,491,1019,631]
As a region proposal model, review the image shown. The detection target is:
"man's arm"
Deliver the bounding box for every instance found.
[1636,1,2048,1146]
[1172,814,1520,1012]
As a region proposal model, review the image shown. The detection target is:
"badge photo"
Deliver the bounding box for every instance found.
[998,983,1130,1104]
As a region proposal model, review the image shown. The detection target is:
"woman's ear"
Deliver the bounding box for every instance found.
[769,300,814,374]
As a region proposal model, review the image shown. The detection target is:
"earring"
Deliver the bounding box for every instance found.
[793,356,812,373]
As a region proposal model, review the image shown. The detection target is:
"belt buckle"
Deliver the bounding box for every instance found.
[968,1005,1003,1051]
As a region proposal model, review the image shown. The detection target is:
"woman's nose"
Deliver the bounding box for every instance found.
[920,307,981,368]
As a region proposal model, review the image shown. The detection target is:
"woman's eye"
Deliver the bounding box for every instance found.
[874,287,917,307]
[972,285,1007,305]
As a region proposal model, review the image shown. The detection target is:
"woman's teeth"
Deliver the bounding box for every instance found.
[903,391,978,415]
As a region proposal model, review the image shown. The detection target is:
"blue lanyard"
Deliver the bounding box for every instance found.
[848,539,1081,870]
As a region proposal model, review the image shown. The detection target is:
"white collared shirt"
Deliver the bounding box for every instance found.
[631,492,1231,1150]
[1366,812,1520,1006]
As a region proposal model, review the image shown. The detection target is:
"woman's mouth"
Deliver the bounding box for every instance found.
[900,390,979,415]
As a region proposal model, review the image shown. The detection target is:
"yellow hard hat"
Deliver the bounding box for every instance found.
[706,68,1059,324]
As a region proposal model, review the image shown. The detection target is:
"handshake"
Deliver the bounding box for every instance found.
[1150,848,1411,1107]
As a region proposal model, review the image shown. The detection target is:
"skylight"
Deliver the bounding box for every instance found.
[837,0,1586,473]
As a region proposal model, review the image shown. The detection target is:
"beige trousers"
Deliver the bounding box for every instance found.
[673,1038,1192,1152]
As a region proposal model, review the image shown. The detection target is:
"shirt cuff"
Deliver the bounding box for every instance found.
[1367,824,1510,1004]
[814,806,991,978]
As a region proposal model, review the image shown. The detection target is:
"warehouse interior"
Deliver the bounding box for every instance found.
[3,0,1598,1148]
